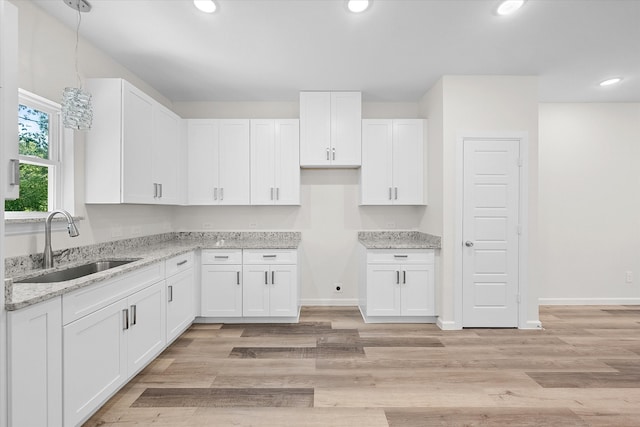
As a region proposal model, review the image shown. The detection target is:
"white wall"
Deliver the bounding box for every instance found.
[538,103,640,304]
[420,76,540,328]
[5,0,177,258]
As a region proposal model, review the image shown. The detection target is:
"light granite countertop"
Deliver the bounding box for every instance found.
[5,231,300,311]
[358,231,441,249]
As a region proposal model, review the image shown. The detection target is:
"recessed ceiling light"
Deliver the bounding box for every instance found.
[194,0,216,14]
[496,0,525,16]
[347,0,370,13]
[599,77,623,87]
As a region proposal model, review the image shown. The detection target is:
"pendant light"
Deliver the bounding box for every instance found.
[61,0,93,131]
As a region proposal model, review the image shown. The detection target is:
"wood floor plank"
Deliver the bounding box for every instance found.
[385,407,588,427]
[132,387,314,408]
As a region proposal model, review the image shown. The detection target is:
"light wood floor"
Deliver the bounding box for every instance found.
[84,306,640,426]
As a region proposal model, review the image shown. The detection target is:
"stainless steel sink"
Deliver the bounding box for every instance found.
[15,259,141,283]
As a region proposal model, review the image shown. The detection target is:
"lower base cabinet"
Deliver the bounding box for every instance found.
[63,281,166,426]
[242,264,297,317]
[201,249,243,317]
[167,268,195,342]
[8,297,63,427]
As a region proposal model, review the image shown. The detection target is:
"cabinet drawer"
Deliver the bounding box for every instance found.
[165,252,194,277]
[62,262,164,325]
[366,249,434,265]
[202,249,242,265]
[243,249,298,265]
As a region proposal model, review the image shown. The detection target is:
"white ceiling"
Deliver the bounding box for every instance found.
[30,0,640,103]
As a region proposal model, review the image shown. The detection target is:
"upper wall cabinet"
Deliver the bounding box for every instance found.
[299,91,361,168]
[361,119,426,205]
[85,78,185,205]
[250,119,300,205]
[187,119,250,205]
[2,1,19,200]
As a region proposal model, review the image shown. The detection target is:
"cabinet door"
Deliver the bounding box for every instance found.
[393,119,424,205]
[167,269,195,342]
[274,120,300,205]
[127,282,166,376]
[202,264,243,317]
[250,119,276,205]
[330,92,362,167]
[366,264,401,316]
[187,119,219,205]
[270,264,298,317]
[64,299,128,427]
[242,265,270,317]
[122,83,154,203]
[299,91,331,166]
[153,105,182,205]
[8,297,62,427]
[401,264,435,316]
[218,119,250,205]
[361,120,393,205]
[2,2,19,200]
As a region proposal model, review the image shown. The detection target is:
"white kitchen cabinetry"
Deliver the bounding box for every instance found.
[85,78,184,205]
[8,297,63,427]
[2,1,19,200]
[242,249,298,318]
[166,252,195,343]
[250,119,300,205]
[187,119,250,205]
[361,119,425,205]
[300,91,361,167]
[201,249,243,317]
[360,249,435,322]
[63,271,166,427]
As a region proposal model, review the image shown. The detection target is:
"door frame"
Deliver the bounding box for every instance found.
[453,131,529,329]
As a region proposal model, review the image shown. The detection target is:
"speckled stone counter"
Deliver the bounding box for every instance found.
[5,231,301,311]
[358,231,441,249]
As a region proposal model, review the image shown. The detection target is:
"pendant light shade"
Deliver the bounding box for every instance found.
[62,87,93,130]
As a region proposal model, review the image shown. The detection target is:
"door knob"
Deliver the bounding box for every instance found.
[465,241,474,247]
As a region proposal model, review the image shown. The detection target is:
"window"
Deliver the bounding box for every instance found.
[5,89,71,214]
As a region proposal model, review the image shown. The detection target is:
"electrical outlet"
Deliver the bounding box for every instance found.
[203,222,213,230]
[111,227,123,238]
[626,271,633,283]
[334,283,343,293]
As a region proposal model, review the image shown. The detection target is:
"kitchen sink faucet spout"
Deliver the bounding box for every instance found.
[43,209,80,269]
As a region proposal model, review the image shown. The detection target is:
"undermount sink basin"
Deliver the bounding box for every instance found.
[16,259,141,283]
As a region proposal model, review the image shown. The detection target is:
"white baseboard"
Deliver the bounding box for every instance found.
[539,297,640,306]
[436,318,460,330]
[300,298,359,306]
[522,320,543,330]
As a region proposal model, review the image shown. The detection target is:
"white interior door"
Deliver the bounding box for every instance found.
[462,138,520,327]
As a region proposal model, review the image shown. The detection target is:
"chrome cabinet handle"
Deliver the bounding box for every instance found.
[403,271,406,284]
[332,147,336,160]
[123,309,129,330]
[214,255,229,259]
[130,305,137,326]
[394,255,408,258]
[220,188,224,200]
[237,271,240,285]
[9,159,20,186]
[326,148,330,160]
[214,188,218,200]
[265,271,269,285]
[262,254,277,258]
[153,183,158,198]
[270,187,274,200]
[465,241,474,247]
[177,260,188,266]
[168,285,173,302]
[276,187,279,200]
[395,187,398,200]
[159,183,163,198]
[389,187,392,200]
[396,271,400,284]
[272,271,275,284]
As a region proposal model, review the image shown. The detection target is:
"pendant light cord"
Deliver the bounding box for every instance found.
[75,6,82,89]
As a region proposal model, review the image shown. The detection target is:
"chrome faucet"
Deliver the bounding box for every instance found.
[43,209,80,269]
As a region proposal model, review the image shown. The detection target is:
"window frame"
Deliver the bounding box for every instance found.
[4,89,76,231]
